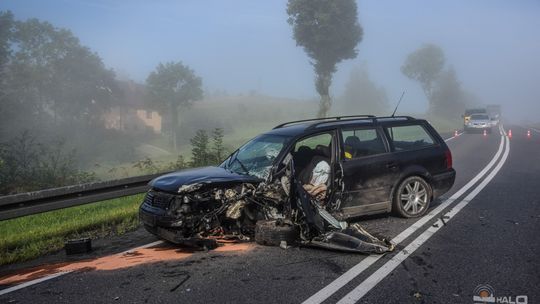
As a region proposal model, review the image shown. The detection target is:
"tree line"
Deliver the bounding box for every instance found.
[0,11,206,194]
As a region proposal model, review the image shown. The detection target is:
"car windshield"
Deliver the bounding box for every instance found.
[221,134,292,179]
[465,110,485,116]
[471,114,489,120]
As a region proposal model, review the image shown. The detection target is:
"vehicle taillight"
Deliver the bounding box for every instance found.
[445,149,453,169]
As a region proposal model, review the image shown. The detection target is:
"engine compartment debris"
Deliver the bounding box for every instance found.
[141,154,395,254]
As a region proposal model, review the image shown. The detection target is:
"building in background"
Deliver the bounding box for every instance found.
[103,81,162,134]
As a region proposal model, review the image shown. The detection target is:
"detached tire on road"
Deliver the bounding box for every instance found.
[254,220,298,246]
[393,176,432,218]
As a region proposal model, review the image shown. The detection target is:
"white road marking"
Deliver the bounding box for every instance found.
[302,125,506,304]
[120,240,163,254]
[337,129,510,304]
[0,271,71,296]
[444,131,463,142]
[0,240,164,295]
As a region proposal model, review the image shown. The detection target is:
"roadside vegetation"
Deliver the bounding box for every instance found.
[0,194,143,266]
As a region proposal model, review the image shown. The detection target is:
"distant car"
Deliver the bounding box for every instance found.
[464,114,493,133]
[463,108,487,126]
[139,115,456,246]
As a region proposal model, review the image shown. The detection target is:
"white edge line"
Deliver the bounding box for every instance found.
[0,240,165,296]
[302,124,505,304]
[120,240,164,254]
[0,271,72,296]
[337,133,510,304]
[444,131,463,142]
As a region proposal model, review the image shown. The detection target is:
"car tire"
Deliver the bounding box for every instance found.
[392,176,432,218]
[254,220,299,246]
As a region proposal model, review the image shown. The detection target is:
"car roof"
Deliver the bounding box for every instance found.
[263,123,310,137]
[265,116,424,137]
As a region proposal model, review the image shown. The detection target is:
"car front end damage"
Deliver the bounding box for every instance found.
[139,159,395,254]
[140,180,286,247]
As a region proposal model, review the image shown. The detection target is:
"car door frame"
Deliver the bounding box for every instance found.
[335,123,398,219]
[278,129,340,203]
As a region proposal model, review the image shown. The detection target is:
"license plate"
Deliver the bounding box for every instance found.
[140,212,156,227]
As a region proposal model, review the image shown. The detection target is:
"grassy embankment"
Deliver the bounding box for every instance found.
[0,194,143,266]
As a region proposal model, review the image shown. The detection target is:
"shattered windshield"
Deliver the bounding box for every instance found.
[222,134,292,179]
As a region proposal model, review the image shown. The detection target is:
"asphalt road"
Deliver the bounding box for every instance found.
[1,124,539,304]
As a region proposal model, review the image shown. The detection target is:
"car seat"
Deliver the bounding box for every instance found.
[344,136,361,158]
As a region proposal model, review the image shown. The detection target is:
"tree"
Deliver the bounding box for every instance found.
[190,129,210,167]
[211,128,225,164]
[146,62,203,151]
[287,0,363,117]
[0,12,118,135]
[13,17,118,124]
[338,66,389,115]
[0,11,14,69]
[430,67,466,118]
[0,11,17,139]
[401,44,445,109]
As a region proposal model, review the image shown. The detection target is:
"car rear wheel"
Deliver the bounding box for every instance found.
[393,176,432,218]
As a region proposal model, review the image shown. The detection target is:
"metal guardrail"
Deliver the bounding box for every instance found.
[0,172,169,221]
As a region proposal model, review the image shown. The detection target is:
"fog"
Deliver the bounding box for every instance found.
[1,0,539,193]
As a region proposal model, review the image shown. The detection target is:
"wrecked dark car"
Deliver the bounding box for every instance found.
[139,115,455,253]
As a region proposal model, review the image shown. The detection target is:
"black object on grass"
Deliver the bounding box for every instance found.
[65,238,92,255]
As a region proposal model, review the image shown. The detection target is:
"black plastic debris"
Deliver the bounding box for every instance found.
[65,238,92,255]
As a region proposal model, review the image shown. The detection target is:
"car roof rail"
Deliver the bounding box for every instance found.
[273,115,376,129]
[374,115,415,121]
[307,115,416,130]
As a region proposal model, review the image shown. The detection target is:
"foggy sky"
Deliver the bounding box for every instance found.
[2,0,539,121]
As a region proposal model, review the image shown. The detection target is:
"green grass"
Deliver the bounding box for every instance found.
[0,194,144,266]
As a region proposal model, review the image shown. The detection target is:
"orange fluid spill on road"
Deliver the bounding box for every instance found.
[0,242,252,286]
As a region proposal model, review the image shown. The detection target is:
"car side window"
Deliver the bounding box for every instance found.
[386,124,435,151]
[294,133,332,152]
[341,128,386,159]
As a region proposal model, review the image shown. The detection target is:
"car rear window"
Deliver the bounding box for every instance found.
[385,124,435,151]
[341,128,386,159]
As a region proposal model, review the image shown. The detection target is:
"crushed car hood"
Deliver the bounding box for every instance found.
[149,166,262,193]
